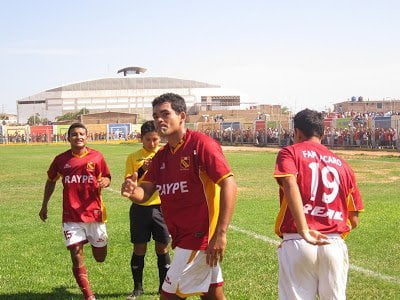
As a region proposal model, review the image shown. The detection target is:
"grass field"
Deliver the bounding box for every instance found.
[0,143,399,299]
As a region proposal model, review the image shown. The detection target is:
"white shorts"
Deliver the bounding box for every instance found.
[62,222,108,249]
[162,247,224,298]
[278,233,349,300]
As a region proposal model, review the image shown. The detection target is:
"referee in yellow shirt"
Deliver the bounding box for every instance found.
[124,121,171,300]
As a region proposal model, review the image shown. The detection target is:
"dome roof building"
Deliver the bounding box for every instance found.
[17,71,244,124]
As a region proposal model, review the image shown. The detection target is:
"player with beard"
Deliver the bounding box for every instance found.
[121,93,237,300]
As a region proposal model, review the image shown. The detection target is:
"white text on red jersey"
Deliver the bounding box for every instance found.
[156,181,189,195]
[303,204,343,220]
[63,175,95,184]
[302,150,342,167]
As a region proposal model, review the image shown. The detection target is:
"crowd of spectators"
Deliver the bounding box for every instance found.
[1,111,399,150]
[0,131,141,144]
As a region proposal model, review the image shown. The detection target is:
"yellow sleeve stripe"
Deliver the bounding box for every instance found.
[273,173,295,178]
[346,189,364,212]
[215,172,234,185]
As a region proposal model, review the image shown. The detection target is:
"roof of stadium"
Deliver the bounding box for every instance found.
[46,77,220,92]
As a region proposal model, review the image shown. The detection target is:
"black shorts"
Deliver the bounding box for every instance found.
[130,203,171,244]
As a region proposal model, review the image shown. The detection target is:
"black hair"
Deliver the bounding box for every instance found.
[293,109,324,138]
[152,93,187,114]
[140,120,157,136]
[67,123,87,137]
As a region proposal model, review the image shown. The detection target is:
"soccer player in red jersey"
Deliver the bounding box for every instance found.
[121,93,237,300]
[273,109,364,300]
[39,123,111,300]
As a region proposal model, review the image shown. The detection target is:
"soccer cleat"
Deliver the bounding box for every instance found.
[126,288,144,300]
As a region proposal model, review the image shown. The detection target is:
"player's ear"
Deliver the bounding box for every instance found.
[179,111,186,124]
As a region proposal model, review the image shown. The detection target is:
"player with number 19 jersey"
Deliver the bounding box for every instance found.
[274,141,364,237]
[47,148,111,223]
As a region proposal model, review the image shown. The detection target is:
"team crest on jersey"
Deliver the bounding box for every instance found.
[87,161,95,170]
[180,156,190,170]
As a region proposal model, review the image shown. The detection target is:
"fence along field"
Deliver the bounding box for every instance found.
[0,144,399,299]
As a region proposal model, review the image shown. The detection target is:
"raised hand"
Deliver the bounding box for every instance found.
[121,172,138,198]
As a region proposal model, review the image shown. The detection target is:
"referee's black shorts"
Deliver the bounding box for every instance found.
[129,203,170,244]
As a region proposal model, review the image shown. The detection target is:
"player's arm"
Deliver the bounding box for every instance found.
[206,175,237,267]
[39,179,56,222]
[121,172,156,203]
[278,175,329,245]
[98,156,111,188]
[348,211,359,229]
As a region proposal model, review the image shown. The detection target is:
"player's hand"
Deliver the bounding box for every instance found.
[205,231,227,267]
[121,172,138,198]
[98,177,111,188]
[142,159,151,171]
[300,229,330,245]
[39,206,48,222]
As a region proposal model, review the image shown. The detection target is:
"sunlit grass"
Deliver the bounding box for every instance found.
[0,144,399,299]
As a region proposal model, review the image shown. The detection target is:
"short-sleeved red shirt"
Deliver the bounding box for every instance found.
[47,147,111,223]
[274,141,363,237]
[144,130,233,250]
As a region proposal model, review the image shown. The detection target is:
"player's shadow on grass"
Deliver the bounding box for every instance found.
[0,285,133,299]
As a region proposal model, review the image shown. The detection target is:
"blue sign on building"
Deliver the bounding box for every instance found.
[108,123,131,139]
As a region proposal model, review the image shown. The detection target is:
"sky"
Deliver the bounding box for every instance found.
[1,0,400,114]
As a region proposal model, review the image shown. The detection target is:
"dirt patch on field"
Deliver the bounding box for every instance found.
[222,145,400,157]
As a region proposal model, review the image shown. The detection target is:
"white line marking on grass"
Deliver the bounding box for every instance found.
[106,187,120,194]
[348,265,400,284]
[105,188,400,285]
[229,225,400,285]
[229,225,280,246]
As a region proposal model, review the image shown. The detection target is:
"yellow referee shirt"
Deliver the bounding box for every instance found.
[124,146,161,206]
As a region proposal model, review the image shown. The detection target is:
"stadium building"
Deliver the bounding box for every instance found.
[16,67,245,124]
[333,97,400,114]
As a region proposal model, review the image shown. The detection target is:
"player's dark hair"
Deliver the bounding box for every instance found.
[293,109,324,138]
[152,93,187,114]
[141,120,157,136]
[67,123,88,137]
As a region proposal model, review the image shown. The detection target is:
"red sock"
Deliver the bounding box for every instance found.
[72,266,93,299]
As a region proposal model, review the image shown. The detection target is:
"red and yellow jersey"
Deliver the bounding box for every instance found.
[274,141,363,237]
[143,129,233,250]
[125,146,161,206]
[47,147,111,223]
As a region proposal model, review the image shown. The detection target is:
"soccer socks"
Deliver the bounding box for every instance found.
[157,253,171,291]
[72,266,93,299]
[131,254,145,290]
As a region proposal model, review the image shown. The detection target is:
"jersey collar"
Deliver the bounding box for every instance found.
[71,148,89,158]
[169,130,189,154]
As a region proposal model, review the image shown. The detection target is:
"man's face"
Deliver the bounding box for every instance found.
[152,102,185,137]
[68,127,87,149]
[141,131,160,152]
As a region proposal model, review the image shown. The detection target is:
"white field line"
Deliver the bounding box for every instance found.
[105,187,400,285]
[229,225,400,285]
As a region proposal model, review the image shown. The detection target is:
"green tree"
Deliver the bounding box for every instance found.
[55,108,89,122]
[281,106,290,114]
[27,113,42,125]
